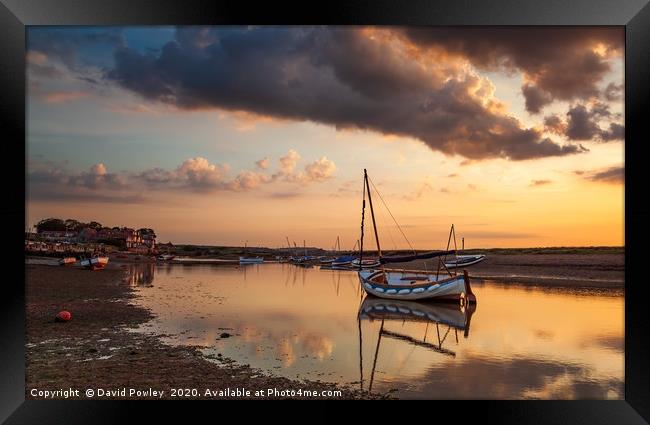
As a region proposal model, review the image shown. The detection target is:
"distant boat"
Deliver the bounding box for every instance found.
[240,241,264,264]
[239,256,264,264]
[58,257,76,266]
[80,256,109,271]
[331,254,357,267]
[356,169,476,303]
[157,254,176,262]
[351,258,381,268]
[444,254,486,268]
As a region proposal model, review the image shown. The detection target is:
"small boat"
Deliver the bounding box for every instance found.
[80,256,109,270]
[351,258,381,268]
[356,169,476,304]
[331,254,357,267]
[444,254,486,268]
[239,256,264,264]
[157,254,176,262]
[240,241,264,264]
[58,257,76,266]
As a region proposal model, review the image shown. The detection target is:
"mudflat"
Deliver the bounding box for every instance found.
[397,253,623,288]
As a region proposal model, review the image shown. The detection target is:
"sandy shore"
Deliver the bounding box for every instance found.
[25,265,382,400]
[392,253,624,288]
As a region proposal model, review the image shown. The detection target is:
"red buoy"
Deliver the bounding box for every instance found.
[55,311,72,322]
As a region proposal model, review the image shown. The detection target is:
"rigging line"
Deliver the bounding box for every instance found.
[368,176,415,255]
[374,189,398,251]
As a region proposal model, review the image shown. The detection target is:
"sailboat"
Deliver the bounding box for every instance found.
[443,237,486,268]
[319,236,341,264]
[239,242,264,264]
[357,169,477,304]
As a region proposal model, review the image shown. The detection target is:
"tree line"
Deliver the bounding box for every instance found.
[34,218,155,236]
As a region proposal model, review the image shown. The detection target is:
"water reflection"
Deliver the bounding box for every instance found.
[358,298,475,392]
[129,263,623,399]
[122,263,155,286]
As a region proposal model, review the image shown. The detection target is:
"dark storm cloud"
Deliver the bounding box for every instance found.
[600,123,625,141]
[577,166,624,184]
[522,84,553,114]
[400,27,623,113]
[106,27,584,161]
[566,105,602,140]
[566,104,624,141]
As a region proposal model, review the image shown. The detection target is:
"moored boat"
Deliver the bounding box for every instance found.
[80,256,109,270]
[444,254,486,268]
[239,256,264,264]
[352,258,381,268]
[58,257,77,266]
[356,169,476,304]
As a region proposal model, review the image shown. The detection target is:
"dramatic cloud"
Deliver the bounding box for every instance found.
[400,27,623,113]
[576,166,624,184]
[566,104,602,140]
[565,104,624,141]
[544,115,567,135]
[522,84,553,114]
[105,27,585,161]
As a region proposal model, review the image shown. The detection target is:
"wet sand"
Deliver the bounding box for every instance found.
[395,253,624,288]
[25,265,381,399]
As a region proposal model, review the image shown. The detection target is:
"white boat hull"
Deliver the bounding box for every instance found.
[359,269,476,302]
[444,254,486,268]
[239,257,264,264]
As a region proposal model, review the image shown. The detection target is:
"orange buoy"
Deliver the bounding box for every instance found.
[55,311,72,322]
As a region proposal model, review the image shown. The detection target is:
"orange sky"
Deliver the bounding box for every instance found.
[26,26,624,248]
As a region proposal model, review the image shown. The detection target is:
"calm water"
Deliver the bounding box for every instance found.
[127,263,623,399]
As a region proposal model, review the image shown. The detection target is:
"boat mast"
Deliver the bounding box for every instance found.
[359,171,367,269]
[364,169,382,259]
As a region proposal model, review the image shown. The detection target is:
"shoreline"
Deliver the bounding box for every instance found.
[25,265,381,400]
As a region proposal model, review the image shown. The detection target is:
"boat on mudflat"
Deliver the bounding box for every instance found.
[352,258,381,268]
[80,256,109,270]
[58,257,76,266]
[355,169,476,304]
[444,254,486,268]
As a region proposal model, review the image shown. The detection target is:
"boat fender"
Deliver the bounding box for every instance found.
[398,289,411,295]
[412,288,425,294]
[55,310,71,322]
[385,289,397,295]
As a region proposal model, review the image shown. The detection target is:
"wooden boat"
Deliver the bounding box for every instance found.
[444,254,486,268]
[80,256,109,270]
[356,169,476,304]
[352,258,381,268]
[58,257,76,266]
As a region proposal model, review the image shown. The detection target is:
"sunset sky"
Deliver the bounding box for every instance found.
[26,26,624,249]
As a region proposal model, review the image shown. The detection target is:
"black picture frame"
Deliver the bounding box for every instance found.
[2,0,649,422]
